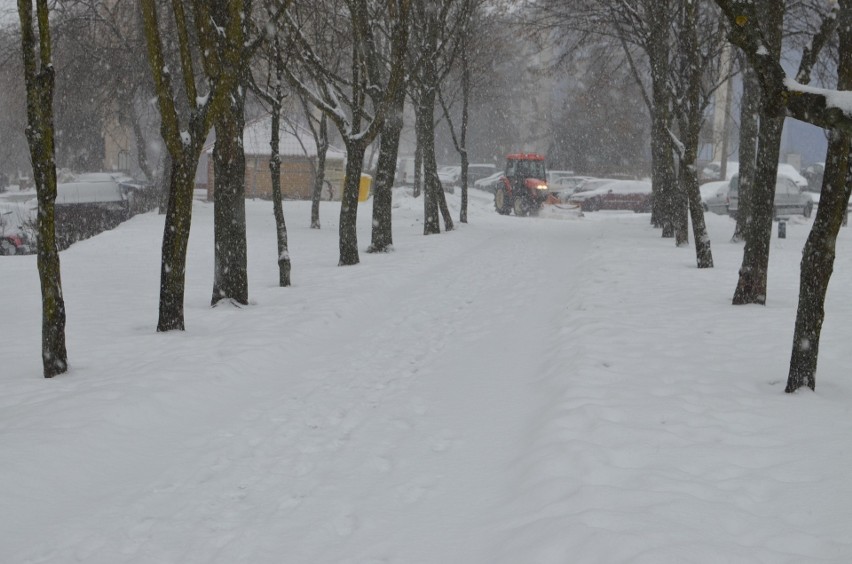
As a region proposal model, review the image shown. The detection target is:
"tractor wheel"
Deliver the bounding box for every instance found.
[495,188,511,215]
[513,197,529,217]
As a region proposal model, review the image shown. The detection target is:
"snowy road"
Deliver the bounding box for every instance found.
[3,189,852,562]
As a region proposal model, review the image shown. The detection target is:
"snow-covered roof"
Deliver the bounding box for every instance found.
[206,116,346,160]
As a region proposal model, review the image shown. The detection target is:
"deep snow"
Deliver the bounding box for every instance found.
[2,188,852,563]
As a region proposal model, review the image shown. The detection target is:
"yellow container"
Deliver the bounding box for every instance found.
[358,173,372,202]
[343,173,373,202]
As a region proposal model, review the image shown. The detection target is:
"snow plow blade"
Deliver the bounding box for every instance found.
[538,193,584,219]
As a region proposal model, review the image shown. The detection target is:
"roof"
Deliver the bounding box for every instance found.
[506,153,546,161]
[206,115,346,160]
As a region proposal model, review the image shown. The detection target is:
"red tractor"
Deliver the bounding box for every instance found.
[494,153,550,216]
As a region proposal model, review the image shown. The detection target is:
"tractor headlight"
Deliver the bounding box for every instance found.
[536,183,548,190]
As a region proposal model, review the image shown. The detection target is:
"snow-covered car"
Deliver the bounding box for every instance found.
[548,175,594,198]
[776,163,808,189]
[700,180,730,215]
[728,174,813,220]
[437,166,460,194]
[546,170,575,183]
[568,179,652,212]
[570,178,621,196]
[437,165,460,184]
[701,161,739,182]
[466,164,497,185]
[473,170,504,193]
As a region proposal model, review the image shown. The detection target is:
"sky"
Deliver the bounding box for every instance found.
[2,187,852,562]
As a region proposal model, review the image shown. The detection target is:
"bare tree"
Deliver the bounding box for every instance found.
[714,0,851,391]
[408,0,470,235]
[250,7,292,287]
[281,0,410,265]
[17,0,68,377]
[140,0,228,331]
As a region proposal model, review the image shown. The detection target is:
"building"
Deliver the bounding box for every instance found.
[204,116,346,201]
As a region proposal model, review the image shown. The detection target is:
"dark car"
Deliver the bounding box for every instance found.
[568,180,652,212]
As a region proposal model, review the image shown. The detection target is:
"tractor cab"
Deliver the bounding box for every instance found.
[494,153,549,216]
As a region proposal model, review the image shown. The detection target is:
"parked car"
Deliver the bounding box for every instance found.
[546,170,575,184]
[701,161,739,182]
[437,165,460,184]
[571,177,621,195]
[547,175,594,197]
[700,180,730,215]
[437,165,460,194]
[0,233,31,255]
[466,163,497,185]
[776,163,809,189]
[568,179,652,212]
[474,170,504,193]
[728,173,813,220]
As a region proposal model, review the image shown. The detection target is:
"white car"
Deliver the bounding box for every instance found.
[700,180,730,215]
[776,163,809,189]
[474,170,504,193]
[437,166,461,194]
[728,174,813,219]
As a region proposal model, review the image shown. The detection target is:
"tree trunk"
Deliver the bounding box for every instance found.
[157,153,198,331]
[340,141,367,265]
[369,85,406,253]
[157,152,171,215]
[459,33,471,224]
[732,112,783,305]
[211,89,249,306]
[310,115,328,230]
[648,0,675,233]
[732,0,784,306]
[733,64,760,243]
[786,132,851,391]
[679,0,712,267]
[685,164,713,267]
[417,90,442,234]
[132,114,154,182]
[269,103,291,287]
[786,2,852,392]
[413,110,423,199]
[459,149,469,224]
[18,0,69,378]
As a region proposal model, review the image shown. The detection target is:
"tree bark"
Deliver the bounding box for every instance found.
[157,153,199,331]
[733,64,760,243]
[413,112,423,198]
[340,141,367,265]
[310,115,329,230]
[417,89,442,234]
[18,0,69,378]
[647,0,675,234]
[786,131,851,391]
[732,0,784,306]
[369,85,406,253]
[677,0,712,266]
[211,89,249,306]
[786,0,852,392]
[269,101,291,287]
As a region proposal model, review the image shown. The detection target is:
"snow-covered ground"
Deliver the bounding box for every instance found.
[2,188,852,563]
